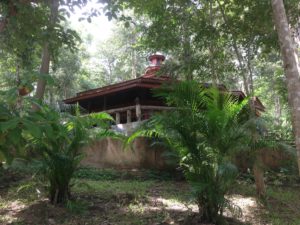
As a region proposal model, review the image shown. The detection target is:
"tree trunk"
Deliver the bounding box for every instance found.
[209,0,218,85]
[50,183,70,205]
[0,19,7,32]
[0,1,17,33]
[35,43,50,101]
[274,94,282,126]
[271,0,300,175]
[246,44,255,95]
[216,0,250,95]
[253,156,266,197]
[35,0,59,102]
[182,10,193,81]
[131,50,137,78]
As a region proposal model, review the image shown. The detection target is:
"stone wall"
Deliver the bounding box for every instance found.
[81,137,169,169]
[81,122,294,170]
[82,137,294,170]
[235,148,295,172]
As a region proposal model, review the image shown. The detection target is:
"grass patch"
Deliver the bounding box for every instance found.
[260,186,300,225]
[66,199,89,214]
[73,179,154,197]
[1,168,300,225]
[73,167,181,182]
[0,179,44,205]
[267,186,299,202]
[74,167,122,181]
[228,181,257,197]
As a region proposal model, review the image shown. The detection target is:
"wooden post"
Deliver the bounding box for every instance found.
[135,98,142,121]
[88,101,91,113]
[116,112,120,124]
[127,110,132,123]
[103,96,107,110]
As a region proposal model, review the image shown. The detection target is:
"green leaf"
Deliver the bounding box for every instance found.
[0,118,20,132]
[7,129,22,146]
[23,120,42,138]
[90,112,113,121]
[124,21,130,28]
[38,73,55,86]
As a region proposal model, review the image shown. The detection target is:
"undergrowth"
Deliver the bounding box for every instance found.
[73,167,179,181]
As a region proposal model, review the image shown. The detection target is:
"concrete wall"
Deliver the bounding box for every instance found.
[81,122,294,171]
[82,137,294,170]
[235,148,295,172]
[81,137,169,169]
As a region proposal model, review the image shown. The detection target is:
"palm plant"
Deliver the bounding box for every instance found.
[128,81,248,223]
[28,106,114,204]
[0,103,20,163]
[0,86,116,204]
[0,88,29,164]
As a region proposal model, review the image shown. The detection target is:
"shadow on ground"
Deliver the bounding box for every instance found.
[4,192,251,225]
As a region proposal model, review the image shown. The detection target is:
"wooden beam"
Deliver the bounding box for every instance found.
[127,110,132,123]
[115,112,120,124]
[135,98,141,121]
[103,105,174,114]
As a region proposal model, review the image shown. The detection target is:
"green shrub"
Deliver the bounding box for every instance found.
[66,199,88,214]
[144,169,178,181]
[128,81,248,223]
[74,167,121,180]
[27,106,114,204]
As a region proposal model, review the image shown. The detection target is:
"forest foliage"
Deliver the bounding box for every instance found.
[1,0,297,138]
[0,0,299,223]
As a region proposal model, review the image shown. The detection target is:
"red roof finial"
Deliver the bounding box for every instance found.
[143,54,165,78]
[149,54,165,66]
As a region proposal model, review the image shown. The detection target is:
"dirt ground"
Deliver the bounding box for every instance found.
[0,170,300,225]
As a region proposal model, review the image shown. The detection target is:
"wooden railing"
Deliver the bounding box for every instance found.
[103,105,174,124]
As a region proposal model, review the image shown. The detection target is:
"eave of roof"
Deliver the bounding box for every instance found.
[251,96,266,111]
[64,76,265,112]
[64,76,172,104]
[229,91,265,112]
[230,90,246,99]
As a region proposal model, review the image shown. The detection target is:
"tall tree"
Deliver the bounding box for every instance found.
[271,0,300,175]
[1,0,122,102]
[35,0,59,101]
[94,22,147,85]
[0,0,81,101]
